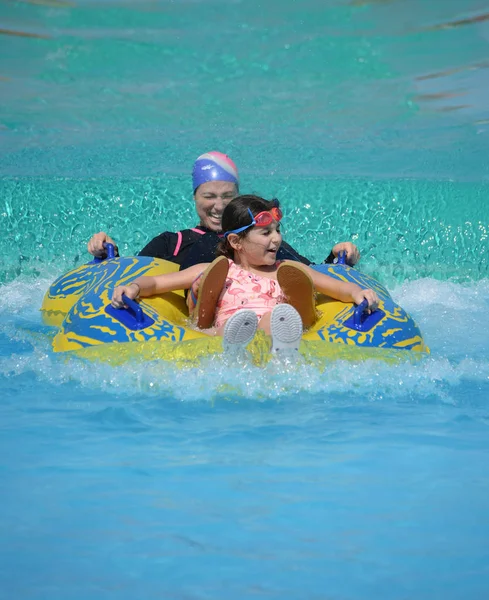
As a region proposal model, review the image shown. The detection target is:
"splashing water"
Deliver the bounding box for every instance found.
[1,0,489,598]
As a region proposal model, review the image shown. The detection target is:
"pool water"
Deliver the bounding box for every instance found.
[1,1,489,598]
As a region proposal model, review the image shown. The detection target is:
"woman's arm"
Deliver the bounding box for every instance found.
[280,240,361,266]
[111,263,210,308]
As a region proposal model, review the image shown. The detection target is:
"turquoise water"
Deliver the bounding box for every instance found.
[1,1,489,598]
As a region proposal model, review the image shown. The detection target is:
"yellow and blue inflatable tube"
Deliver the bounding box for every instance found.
[41,255,429,366]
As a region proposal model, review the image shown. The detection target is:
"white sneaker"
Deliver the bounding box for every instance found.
[270,304,303,355]
[223,310,258,353]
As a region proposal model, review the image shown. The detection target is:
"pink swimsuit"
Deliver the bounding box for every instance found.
[214,260,284,328]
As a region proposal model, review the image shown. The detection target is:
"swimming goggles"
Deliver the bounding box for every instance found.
[224,202,283,238]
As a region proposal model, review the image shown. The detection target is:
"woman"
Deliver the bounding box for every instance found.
[86,151,360,267]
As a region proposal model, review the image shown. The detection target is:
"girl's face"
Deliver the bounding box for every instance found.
[234,221,282,267]
[194,181,238,231]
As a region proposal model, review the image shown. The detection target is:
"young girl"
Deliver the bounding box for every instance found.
[111,195,379,354]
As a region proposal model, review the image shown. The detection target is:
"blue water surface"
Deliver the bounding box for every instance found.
[1,1,489,598]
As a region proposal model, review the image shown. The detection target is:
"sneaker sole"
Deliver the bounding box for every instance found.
[195,256,230,329]
[270,304,303,354]
[223,310,258,351]
[277,262,317,329]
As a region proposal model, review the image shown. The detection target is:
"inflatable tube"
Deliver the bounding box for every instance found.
[41,250,429,367]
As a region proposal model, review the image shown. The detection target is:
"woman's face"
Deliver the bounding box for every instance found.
[194,181,238,231]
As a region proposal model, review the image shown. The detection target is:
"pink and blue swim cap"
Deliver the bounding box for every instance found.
[192,151,239,192]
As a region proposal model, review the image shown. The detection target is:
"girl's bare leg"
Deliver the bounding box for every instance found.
[203,326,220,336]
[257,311,272,335]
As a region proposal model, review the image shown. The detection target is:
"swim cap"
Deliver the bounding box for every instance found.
[192,151,239,192]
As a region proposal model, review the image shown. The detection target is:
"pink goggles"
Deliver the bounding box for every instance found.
[224,204,283,238]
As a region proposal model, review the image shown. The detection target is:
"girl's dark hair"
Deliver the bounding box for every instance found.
[216,195,279,259]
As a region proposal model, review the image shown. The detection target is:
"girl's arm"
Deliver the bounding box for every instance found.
[301,263,379,309]
[111,263,211,308]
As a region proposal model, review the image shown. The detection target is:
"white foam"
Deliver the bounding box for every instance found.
[0,275,57,315]
[1,342,488,406]
[391,277,489,358]
[392,277,489,312]
[1,276,488,404]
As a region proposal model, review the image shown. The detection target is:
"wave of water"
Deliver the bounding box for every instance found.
[1,273,488,405]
